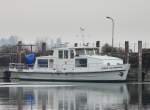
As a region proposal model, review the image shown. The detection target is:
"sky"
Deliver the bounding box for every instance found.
[0,0,150,47]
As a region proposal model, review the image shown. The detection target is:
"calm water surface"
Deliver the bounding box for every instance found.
[0,80,149,110]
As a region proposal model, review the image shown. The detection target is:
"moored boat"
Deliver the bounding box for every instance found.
[8,42,130,82]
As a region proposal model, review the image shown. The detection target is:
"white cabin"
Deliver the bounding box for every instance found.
[32,46,123,73]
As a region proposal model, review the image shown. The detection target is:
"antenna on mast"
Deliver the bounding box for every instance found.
[80,27,85,44]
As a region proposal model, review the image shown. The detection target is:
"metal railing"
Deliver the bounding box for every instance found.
[9,63,34,70]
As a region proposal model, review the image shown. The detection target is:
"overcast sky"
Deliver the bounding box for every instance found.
[0,0,150,46]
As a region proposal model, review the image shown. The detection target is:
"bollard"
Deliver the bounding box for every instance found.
[138,41,142,82]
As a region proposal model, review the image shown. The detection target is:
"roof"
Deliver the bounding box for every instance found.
[52,46,98,50]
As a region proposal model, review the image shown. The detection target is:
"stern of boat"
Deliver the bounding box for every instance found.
[121,64,130,80]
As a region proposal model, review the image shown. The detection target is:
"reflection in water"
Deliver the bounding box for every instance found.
[1,83,150,110]
[138,84,142,110]
[0,83,130,110]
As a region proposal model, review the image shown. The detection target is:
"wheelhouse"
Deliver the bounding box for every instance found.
[73,47,99,56]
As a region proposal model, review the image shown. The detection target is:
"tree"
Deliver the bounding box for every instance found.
[101,43,124,55]
[8,36,17,45]
[0,36,17,46]
[101,43,112,54]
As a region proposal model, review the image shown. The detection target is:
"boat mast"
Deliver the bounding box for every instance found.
[80,27,86,55]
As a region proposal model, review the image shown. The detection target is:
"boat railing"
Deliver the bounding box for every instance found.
[9,63,34,70]
[62,63,125,69]
[88,63,125,69]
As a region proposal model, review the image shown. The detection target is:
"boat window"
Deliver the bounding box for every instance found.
[64,50,68,59]
[75,49,85,56]
[86,49,94,55]
[70,50,74,58]
[75,59,87,67]
[38,59,48,67]
[49,50,54,56]
[49,59,54,68]
[94,48,99,55]
[58,50,63,59]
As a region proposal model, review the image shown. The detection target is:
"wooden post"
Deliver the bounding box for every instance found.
[96,41,100,54]
[138,41,142,82]
[125,41,129,64]
[17,41,22,63]
[30,45,33,53]
[42,42,46,55]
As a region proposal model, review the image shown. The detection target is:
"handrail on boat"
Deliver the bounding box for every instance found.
[9,63,34,69]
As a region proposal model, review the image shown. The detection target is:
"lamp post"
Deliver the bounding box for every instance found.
[106,16,115,48]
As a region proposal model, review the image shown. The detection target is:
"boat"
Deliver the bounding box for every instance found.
[8,42,130,82]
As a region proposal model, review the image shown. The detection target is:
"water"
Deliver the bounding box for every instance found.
[0,81,149,110]
[0,70,146,110]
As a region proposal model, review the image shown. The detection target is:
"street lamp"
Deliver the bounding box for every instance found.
[106,16,115,48]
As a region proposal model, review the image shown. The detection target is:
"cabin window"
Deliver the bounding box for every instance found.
[38,59,48,67]
[75,59,87,67]
[75,49,85,56]
[64,50,68,59]
[86,49,94,55]
[58,50,63,59]
[49,59,54,68]
[94,48,99,55]
[49,50,54,56]
[70,50,74,58]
